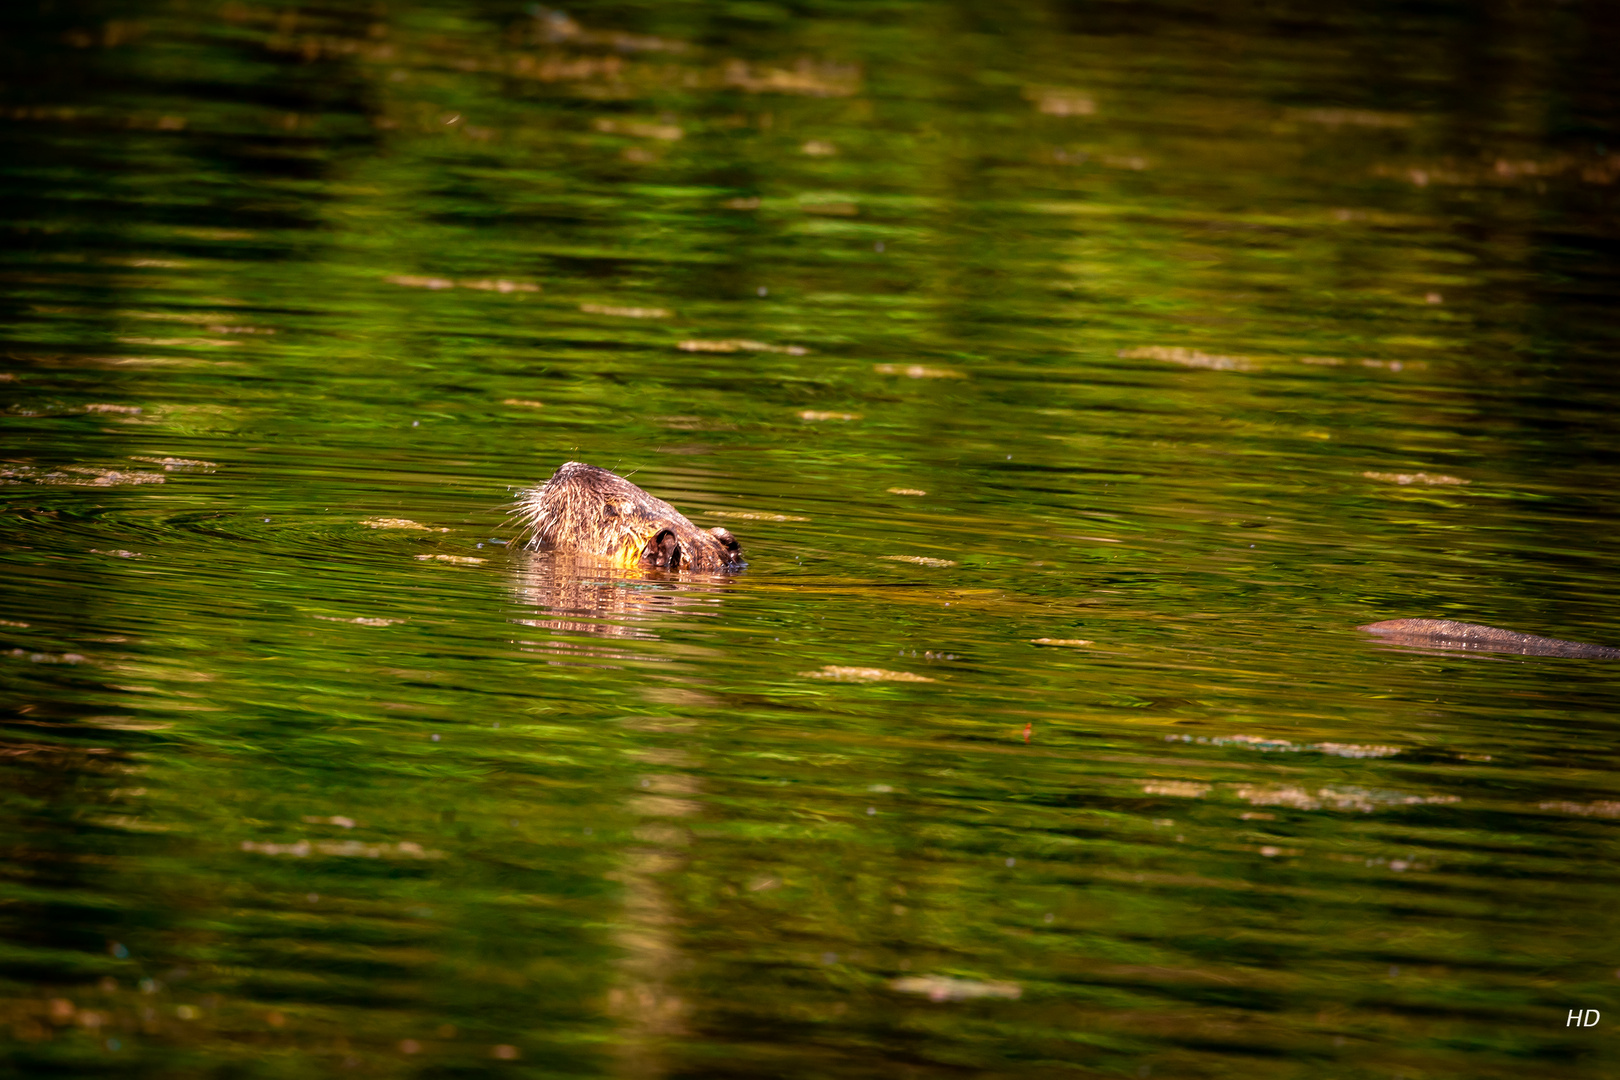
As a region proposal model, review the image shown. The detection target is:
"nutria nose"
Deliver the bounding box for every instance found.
[709,526,744,567]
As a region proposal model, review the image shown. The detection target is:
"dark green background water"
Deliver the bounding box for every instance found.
[3,1,1620,1076]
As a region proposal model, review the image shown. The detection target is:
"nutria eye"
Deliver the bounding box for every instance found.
[710,527,739,551]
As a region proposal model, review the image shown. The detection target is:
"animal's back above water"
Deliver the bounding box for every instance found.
[1360,618,1620,659]
[515,461,744,572]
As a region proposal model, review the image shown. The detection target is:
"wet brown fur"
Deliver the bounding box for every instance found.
[1360,618,1620,659]
[515,462,743,573]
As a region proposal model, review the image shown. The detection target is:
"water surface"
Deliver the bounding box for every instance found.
[3,1,1620,1076]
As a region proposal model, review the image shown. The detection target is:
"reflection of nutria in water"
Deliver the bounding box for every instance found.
[1360,618,1620,659]
[515,462,744,573]
[509,552,729,647]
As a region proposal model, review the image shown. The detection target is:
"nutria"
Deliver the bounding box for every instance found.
[515,462,744,572]
[1360,618,1620,659]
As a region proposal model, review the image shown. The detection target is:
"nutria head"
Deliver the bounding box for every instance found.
[514,461,745,573]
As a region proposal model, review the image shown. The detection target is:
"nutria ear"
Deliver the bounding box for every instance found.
[709,527,740,553]
[642,529,682,570]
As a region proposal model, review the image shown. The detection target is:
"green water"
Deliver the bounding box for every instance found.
[4,1,1620,1076]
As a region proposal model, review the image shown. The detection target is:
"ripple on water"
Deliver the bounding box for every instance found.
[3,1,1620,1076]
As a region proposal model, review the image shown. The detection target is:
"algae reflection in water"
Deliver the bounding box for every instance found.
[2,0,1619,1076]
